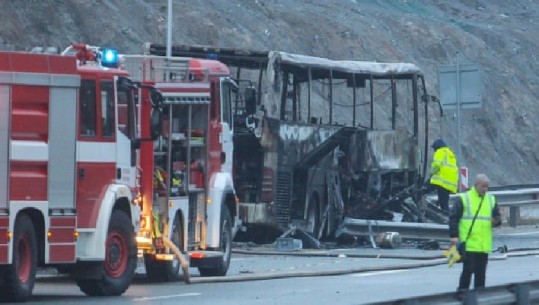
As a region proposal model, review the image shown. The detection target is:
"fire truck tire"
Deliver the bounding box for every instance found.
[0,214,37,302]
[144,215,183,282]
[198,205,232,276]
[76,210,137,296]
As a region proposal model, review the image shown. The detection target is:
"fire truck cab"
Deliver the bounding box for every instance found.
[0,45,159,302]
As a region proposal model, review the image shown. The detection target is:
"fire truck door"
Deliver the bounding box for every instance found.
[76,79,117,228]
[221,123,233,175]
[220,80,234,175]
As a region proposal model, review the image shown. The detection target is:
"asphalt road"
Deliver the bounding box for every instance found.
[22,226,539,305]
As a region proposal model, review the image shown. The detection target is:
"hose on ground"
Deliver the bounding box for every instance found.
[162,236,191,284]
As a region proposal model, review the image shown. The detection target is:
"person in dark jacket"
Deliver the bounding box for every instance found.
[449,173,502,291]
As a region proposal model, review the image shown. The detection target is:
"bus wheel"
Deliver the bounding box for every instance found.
[306,195,321,238]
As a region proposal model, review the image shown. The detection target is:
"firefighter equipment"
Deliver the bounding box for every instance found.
[153,166,167,191]
[444,244,462,267]
[163,237,190,284]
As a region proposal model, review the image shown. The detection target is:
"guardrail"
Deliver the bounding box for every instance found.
[451,188,539,227]
[336,188,539,242]
[370,279,539,304]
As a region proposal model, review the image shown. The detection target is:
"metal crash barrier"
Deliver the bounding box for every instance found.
[370,279,539,305]
[474,188,539,227]
[337,187,539,243]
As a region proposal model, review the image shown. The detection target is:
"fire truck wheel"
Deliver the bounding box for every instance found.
[144,215,183,282]
[198,205,232,276]
[76,210,137,296]
[0,214,37,302]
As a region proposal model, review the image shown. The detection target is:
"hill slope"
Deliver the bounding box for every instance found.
[1,0,538,186]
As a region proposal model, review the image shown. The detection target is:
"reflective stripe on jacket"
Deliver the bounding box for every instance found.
[430,146,458,193]
[458,188,496,253]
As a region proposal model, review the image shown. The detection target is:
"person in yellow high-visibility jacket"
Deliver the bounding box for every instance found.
[449,174,501,291]
[428,138,459,212]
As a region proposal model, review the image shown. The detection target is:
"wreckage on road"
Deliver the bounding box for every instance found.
[145,44,445,242]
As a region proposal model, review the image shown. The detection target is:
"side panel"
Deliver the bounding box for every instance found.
[48,86,77,209]
[0,85,8,209]
[9,84,49,201]
[76,161,115,228]
[0,216,8,263]
[206,172,235,248]
[76,185,135,260]
[9,161,47,201]
[10,85,49,141]
[47,216,76,263]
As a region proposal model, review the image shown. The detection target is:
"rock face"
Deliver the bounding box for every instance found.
[1,0,537,186]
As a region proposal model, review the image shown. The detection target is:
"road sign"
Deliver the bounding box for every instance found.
[460,166,468,191]
[437,63,482,110]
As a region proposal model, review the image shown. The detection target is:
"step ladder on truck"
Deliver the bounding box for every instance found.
[121,54,241,281]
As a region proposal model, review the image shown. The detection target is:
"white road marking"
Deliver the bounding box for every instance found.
[497,231,539,236]
[351,269,407,277]
[134,292,201,301]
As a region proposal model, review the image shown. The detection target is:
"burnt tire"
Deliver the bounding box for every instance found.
[144,215,183,282]
[198,205,232,277]
[0,214,37,302]
[76,210,137,296]
[306,195,321,239]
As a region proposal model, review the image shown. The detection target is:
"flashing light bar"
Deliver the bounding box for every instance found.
[101,48,119,68]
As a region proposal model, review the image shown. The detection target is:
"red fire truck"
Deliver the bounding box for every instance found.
[119,54,241,281]
[0,45,163,301]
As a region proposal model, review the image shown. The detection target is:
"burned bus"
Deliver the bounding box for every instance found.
[145,44,436,241]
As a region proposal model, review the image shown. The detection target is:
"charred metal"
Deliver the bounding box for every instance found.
[147,44,444,243]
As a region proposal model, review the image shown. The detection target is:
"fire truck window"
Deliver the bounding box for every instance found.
[100,80,115,137]
[117,88,129,137]
[221,81,234,125]
[79,80,96,136]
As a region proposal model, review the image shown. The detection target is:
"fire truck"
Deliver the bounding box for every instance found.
[0,44,165,301]
[118,54,241,281]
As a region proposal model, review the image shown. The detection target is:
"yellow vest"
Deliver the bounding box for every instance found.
[458,188,496,253]
[430,147,458,193]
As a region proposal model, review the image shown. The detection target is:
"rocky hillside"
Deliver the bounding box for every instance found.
[1,0,538,186]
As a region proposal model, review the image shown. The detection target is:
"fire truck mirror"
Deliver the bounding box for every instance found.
[221,151,226,164]
[244,87,257,114]
[150,88,164,108]
[117,76,134,89]
[150,108,163,140]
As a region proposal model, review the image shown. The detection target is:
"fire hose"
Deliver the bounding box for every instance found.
[162,236,191,284]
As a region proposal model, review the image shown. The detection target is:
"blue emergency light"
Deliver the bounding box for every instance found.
[206,53,218,60]
[101,48,119,68]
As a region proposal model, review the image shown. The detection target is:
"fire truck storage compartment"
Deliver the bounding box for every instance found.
[169,103,208,190]
[156,102,208,195]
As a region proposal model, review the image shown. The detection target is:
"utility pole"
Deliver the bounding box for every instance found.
[456,52,461,167]
[166,0,172,58]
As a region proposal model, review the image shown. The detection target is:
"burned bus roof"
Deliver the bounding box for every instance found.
[145,43,423,80]
[274,51,423,79]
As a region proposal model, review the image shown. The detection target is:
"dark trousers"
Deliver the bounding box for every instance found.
[459,252,489,290]
[436,185,450,212]
[423,183,450,212]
